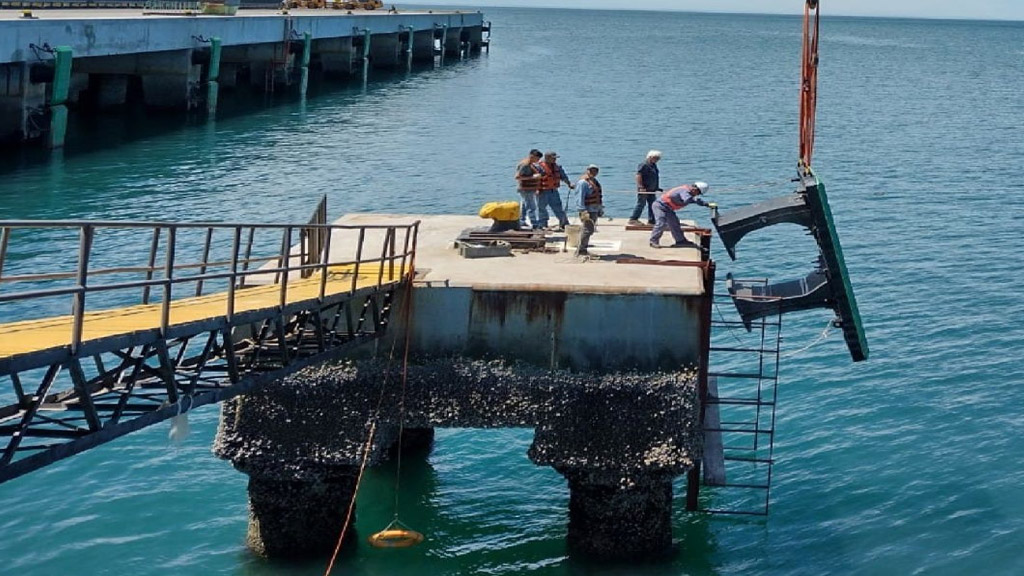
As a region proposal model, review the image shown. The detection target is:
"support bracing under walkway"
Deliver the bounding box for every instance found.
[0,201,419,484]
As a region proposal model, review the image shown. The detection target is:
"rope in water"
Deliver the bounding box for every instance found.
[323,280,413,575]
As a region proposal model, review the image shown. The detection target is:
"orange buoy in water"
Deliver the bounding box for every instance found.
[368,519,424,548]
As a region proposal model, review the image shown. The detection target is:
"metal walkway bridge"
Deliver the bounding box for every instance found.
[0,201,418,484]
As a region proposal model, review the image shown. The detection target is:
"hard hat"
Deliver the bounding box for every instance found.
[693,181,709,194]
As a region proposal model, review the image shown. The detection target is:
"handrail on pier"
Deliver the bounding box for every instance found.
[0,210,420,484]
[0,214,417,360]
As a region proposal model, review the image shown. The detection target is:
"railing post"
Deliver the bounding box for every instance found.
[227,226,241,322]
[0,226,9,285]
[142,227,160,304]
[240,227,255,288]
[377,227,392,289]
[70,225,94,355]
[279,226,292,310]
[318,227,332,301]
[196,227,214,296]
[351,228,365,295]
[161,227,176,336]
[408,221,420,281]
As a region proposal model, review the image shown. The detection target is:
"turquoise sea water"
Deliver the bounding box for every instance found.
[2,7,1024,575]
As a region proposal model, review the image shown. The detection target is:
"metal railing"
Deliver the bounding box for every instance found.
[0,214,419,360]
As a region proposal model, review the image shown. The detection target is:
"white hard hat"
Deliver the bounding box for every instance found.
[693,181,709,194]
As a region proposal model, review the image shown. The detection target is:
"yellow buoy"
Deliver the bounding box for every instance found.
[368,519,424,548]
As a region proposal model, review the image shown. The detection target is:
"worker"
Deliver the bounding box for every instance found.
[536,151,574,231]
[515,149,544,230]
[575,164,604,256]
[628,150,662,226]
[649,182,710,249]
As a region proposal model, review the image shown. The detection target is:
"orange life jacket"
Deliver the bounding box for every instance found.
[539,161,563,190]
[660,185,694,210]
[583,177,603,206]
[516,160,543,191]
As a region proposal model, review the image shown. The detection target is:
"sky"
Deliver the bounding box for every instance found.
[399,0,1024,21]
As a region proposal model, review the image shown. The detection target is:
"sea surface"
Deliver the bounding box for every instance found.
[1,7,1023,576]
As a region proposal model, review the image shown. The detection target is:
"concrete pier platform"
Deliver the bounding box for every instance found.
[333,213,712,372]
[214,213,715,561]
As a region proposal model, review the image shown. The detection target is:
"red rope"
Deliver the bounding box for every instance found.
[324,255,417,576]
[799,0,821,169]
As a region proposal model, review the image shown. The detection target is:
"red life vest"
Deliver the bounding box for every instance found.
[516,160,543,191]
[539,161,563,190]
[584,177,603,206]
[660,185,694,210]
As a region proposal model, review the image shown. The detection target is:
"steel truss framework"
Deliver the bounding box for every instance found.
[0,203,418,484]
[0,289,397,483]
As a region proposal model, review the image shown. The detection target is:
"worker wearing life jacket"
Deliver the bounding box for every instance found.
[536,151,574,231]
[574,164,604,256]
[649,182,710,248]
[515,149,544,229]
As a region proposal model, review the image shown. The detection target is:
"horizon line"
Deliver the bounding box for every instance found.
[397,2,1024,23]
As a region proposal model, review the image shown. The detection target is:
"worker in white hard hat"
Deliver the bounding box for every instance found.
[649,181,711,249]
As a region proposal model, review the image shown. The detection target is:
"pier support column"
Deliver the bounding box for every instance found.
[412,28,436,63]
[316,37,357,77]
[528,373,699,560]
[214,379,399,560]
[563,470,673,558]
[138,49,202,110]
[91,74,130,109]
[443,27,463,59]
[465,25,484,54]
[0,62,45,144]
[369,33,402,68]
[246,473,358,558]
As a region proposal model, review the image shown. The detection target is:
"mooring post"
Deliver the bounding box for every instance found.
[439,25,448,66]
[300,31,311,96]
[404,26,414,71]
[47,46,72,149]
[361,29,372,84]
[207,37,222,115]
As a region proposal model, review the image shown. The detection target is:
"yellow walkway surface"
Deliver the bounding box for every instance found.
[0,266,405,362]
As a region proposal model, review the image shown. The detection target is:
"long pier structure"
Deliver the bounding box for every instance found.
[0,7,488,147]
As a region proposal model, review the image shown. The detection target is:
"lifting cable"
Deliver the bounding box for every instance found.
[323,265,420,575]
[799,0,821,170]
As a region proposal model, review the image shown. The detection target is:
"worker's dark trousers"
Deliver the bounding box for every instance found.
[629,193,656,223]
[650,201,685,245]
[578,210,597,253]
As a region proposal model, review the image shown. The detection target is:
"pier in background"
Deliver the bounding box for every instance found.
[0,7,488,147]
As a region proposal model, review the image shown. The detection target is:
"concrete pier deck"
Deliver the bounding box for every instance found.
[330,213,713,372]
[334,213,707,295]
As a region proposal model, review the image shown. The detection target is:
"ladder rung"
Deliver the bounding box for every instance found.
[714,482,770,490]
[701,509,768,516]
[709,346,777,354]
[708,427,774,435]
[708,372,768,380]
[723,456,774,464]
[708,398,776,406]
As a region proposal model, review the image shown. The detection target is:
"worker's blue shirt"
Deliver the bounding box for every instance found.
[637,161,660,191]
[576,179,599,210]
[659,185,709,210]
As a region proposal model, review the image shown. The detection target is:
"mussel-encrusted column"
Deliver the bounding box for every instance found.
[528,372,701,559]
[213,365,398,559]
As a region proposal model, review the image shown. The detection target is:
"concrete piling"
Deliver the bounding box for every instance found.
[215,358,702,561]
